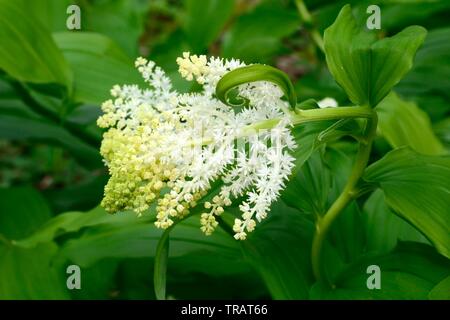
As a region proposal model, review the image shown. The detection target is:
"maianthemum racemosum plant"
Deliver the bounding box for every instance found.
[97,4,435,288]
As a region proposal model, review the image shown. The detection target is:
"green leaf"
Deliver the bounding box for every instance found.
[0,0,71,88]
[434,117,450,150]
[310,242,450,300]
[154,229,170,300]
[26,0,73,32]
[283,151,331,216]
[0,187,52,240]
[69,259,119,300]
[15,206,140,248]
[364,148,450,258]
[0,242,69,299]
[282,121,364,215]
[363,189,429,254]
[324,4,427,107]
[241,201,315,299]
[295,99,320,110]
[428,276,450,300]
[376,92,446,155]
[222,2,299,63]
[0,161,105,306]
[183,0,235,52]
[290,121,339,170]
[57,215,242,268]
[216,64,297,109]
[53,32,145,104]
[285,143,365,282]
[17,204,248,279]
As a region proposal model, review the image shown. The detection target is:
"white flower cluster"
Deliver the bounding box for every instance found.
[97,53,296,240]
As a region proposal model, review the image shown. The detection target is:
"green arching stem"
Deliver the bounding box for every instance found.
[292,106,372,125]
[311,109,378,283]
[187,106,373,146]
[242,106,373,134]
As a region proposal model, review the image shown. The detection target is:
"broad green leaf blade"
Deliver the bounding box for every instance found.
[363,148,450,258]
[26,0,73,32]
[369,25,426,105]
[324,4,426,107]
[0,187,68,300]
[434,118,450,150]
[284,143,366,283]
[283,122,363,213]
[288,121,331,171]
[15,206,140,248]
[0,187,52,240]
[363,189,429,254]
[0,0,71,88]
[285,144,366,282]
[154,229,170,300]
[53,32,145,104]
[18,205,250,293]
[70,259,119,300]
[376,92,446,155]
[324,4,376,106]
[0,243,69,299]
[216,65,297,109]
[310,242,450,300]
[283,151,331,216]
[240,201,315,299]
[428,276,450,300]
[58,215,242,268]
[184,0,235,52]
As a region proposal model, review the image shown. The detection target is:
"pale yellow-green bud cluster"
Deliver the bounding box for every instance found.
[200,195,232,235]
[176,52,208,84]
[98,124,169,214]
[155,188,207,229]
[97,85,176,215]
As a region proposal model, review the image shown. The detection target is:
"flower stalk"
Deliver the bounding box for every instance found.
[241,106,372,135]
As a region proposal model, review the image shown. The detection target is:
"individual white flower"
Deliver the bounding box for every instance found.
[318,97,338,108]
[98,52,297,239]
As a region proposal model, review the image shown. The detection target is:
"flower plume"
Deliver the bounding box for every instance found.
[97,53,296,239]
